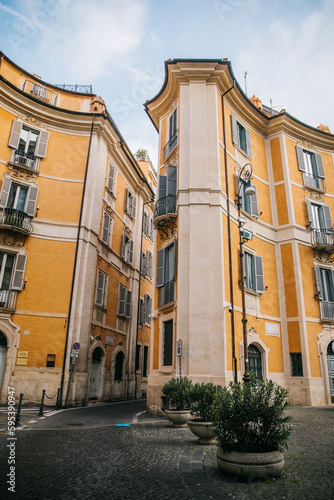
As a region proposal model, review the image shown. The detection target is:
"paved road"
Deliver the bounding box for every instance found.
[0,402,333,499]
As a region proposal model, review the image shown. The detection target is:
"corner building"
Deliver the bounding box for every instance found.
[145,59,334,409]
[0,53,155,405]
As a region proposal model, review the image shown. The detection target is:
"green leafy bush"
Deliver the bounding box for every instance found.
[189,383,222,422]
[162,377,193,410]
[213,375,292,453]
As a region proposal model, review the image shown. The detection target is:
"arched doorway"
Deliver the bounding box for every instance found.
[0,332,7,391]
[248,344,262,379]
[115,351,124,381]
[113,351,125,399]
[327,340,334,396]
[89,348,103,399]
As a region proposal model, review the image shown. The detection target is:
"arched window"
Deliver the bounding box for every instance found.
[115,352,124,381]
[248,344,262,379]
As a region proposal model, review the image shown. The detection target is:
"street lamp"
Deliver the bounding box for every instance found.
[236,163,255,383]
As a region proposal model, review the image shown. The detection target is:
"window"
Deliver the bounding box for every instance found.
[0,177,39,217]
[138,298,145,326]
[157,240,177,307]
[117,284,131,318]
[8,120,49,171]
[296,145,324,190]
[290,353,303,377]
[101,212,113,246]
[96,271,107,307]
[248,344,262,379]
[231,115,252,157]
[141,250,153,279]
[314,266,334,320]
[121,232,134,265]
[237,174,259,217]
[163,108,178,161]
[143,345,149,378]
[163,320,173,366]
[125,188,136,218]
[306,200,333,246]
[156,165,177,217]
[145,293,152,323]
[115,351,124,381]
[135,344,141,371]
[244,251,264,294]
[143,212,154,240]
[107,161,117,196]
[46,354,56,368]
[0,252,26,293]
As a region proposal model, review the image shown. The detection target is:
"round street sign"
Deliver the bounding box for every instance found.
[73,342,80,350]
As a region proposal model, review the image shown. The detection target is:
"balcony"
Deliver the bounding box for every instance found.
[0,290,17,311]
[303,173,325,191]
[22,80,58,106]
[0,208,33,235]
[159,280,175,308]
[163,130,178,162]
[154,195,176,219]
[320,301,334,321]
[310,229,334,252]
[9,150,38,172]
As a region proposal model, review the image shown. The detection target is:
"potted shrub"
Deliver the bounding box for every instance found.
[188,382,222,444]
[213,375,292,480]
[161,377,192,427]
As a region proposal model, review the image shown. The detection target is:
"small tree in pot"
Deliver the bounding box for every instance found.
[188,382,222,444]
[162,377,193,427]
[213,375,292,480]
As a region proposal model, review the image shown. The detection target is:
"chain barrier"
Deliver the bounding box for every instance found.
[39,388,61,416]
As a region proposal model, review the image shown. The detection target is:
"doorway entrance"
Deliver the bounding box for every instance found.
[89,348,103,399]
[327,341,334,396]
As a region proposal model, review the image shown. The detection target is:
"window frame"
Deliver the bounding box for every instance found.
[243,250,265,294]
[96,270,107,308]
[117,284,131,318]
[231,114,252,157]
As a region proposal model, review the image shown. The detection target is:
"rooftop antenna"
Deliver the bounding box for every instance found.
[270,97,285,115]
[244,71,248,96]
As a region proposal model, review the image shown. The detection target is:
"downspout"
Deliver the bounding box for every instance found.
[221,81,238,383]
[59,114,95,406]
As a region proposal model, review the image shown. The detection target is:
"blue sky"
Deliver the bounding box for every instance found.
[0,0,333,167]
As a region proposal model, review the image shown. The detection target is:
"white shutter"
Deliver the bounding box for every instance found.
[12,254,27,291]
[125,188,129,214]
[255,255,265,294]
[121,232,126,260]
[249,184,259,217]
[246,128,252,158]
[315,153,325,179]
[8,120,22,149]
[323,205,333,232]
[306,200,314,228]
[24,186,39,217]
[118,286,126,316]
[296,145,305,172]
[102,212,111,244]
[107,162,115,192]
[128,239,134,265]
[132,195,137,219]
[125,290,131,318]
[314,266,323,300]
[35,130,49,158]
[231,114,239,146]
[0,177,12,208]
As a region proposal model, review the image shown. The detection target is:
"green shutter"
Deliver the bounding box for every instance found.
[156,248,165,287]
[167,165,177,197]
[296,145,305,172]
[118,286,126,316]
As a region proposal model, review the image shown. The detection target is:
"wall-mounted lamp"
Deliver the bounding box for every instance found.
[23,279,27,290]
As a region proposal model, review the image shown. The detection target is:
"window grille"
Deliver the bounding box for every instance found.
[163,320,173,366]
[290,353,303,377]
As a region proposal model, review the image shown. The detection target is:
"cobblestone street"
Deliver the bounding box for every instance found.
[0,404,333,499]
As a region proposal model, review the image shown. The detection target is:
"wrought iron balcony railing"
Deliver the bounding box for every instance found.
[303,173,324,191]
[310,229,334,249]
[0,290,17,310]
[0,208,33,234]
[22,80,59,106]
[163,130,178,162]
[11,150,37,171]
[159,280,175,308]
[320,301,334,321]
[154,195,176,219]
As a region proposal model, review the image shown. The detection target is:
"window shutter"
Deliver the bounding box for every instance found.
[255,255,265,294]
[323,205,333,232]
[35,130,49,158]
[248,182,259,217]
[172,238,177,281]
[170,108,177,139]
[246,128,252,158]
[96,272,106,306]
[125,290,131,318]
[147,296,152,323]
[148,251,152,279]
[306,200,313,228]
[314,266,323,300]
[128,239,134,265]
[296,145,305,172]
[121,232,126,260]
[139,299,144,325]
[315,153,325,179]
[12,254,27,290]
[167,165,177,197]
[102,212,110,244]
[131,195,137,219]
[8,120,22,149]
[107,163,115,192]
[141,253,146,277]
[25,186,39,217]
[125,188,129,214]
[156,248,165,287]
[149,216,154,240]
[0,177,12,208]
[118,286,126,316]
[158,175,167,200]
[231,114,239,146]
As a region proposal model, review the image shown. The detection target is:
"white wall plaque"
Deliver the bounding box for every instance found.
[265,322,280,337]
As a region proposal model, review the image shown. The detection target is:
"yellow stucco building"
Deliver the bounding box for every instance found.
[145,59,334,408]
[0,52,155,405]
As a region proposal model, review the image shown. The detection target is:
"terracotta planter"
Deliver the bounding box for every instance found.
[164,409,192,428]
[216,447,285,480]
[187,419,217,444]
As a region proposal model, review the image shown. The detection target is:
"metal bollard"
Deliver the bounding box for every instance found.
[15,392,24,427]
[39,389,46,416]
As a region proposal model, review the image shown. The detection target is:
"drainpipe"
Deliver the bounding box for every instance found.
[59,114,95,407]
[221,81,238,383]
